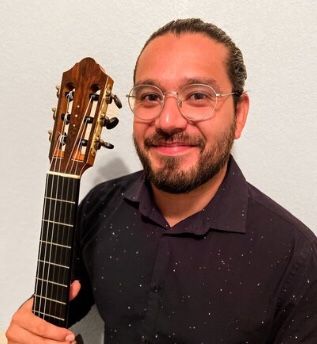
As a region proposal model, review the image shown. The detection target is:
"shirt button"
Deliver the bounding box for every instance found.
[150,284,161,293]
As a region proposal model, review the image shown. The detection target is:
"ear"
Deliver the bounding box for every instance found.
[234,93,249,139]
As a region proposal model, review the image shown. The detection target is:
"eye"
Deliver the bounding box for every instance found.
[181,85,216,106]
[134,86,163,107]
[140,92,162,103]
[188,92,209,101]
[184,90,215,106]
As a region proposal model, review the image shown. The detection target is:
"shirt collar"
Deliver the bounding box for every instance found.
[124,156,248,235]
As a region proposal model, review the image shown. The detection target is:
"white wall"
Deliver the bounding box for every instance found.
[1,1,316,342]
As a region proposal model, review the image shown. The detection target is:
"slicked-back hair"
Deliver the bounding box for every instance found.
[133,18,247,105]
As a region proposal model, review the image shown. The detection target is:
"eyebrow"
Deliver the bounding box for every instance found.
[134,77,221,91]
[184,78,221,90]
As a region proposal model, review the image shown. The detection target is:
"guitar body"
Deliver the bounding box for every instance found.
[32,58,119,333]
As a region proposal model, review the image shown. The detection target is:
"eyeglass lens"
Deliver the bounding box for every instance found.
[128,84,218,121]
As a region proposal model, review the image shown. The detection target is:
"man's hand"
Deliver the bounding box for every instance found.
[6,280,81,344]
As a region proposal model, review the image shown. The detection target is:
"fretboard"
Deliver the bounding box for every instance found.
[33,172,80,327]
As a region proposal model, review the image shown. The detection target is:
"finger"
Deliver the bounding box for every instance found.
[9,298,74,341]
[7,321,75,343]
[69,280,81,301]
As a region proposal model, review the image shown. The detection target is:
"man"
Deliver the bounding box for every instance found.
[6,18,317,343]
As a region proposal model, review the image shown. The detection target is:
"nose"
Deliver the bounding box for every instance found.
[155,93,188,134]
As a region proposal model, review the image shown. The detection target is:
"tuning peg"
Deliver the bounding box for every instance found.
[56,86,60,97]
[48,130,53,141]
[106,91,122,109]
[103,116,119,129]
[61,112,71,124]
[112,94,122,109]
[65,90,74,102]
[52,107,57,120]
[90,93,99,101]
[97,139,114,149]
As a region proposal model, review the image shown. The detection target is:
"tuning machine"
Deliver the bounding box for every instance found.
[48,130,53,141]
[102,116,119,130]
[52,107,57,120]
[96,139,114,150]
[56,86,60,98]
[111,94,122,109]
[105,89,122,109]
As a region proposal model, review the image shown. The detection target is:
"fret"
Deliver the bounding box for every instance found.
[38,244,71,267]
[34,294,67,305]
[35,276,69,298]
[45,174,80,201]
[35,277,69,296]
[42,219,74,228]
[36,276,68,288]
[39,240,71,249]
[40,222,73,246]
[33,296,67,326]
[44,196,76,204]
[36,260,70,283]
[38,259,69,269]
[33,310,65,322]
[42,198,76,225]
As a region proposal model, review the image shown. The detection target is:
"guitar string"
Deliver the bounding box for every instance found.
[78,90,104,177]
[49,89,95,321]
[36,129,66,321]
[54,91,95,321]
[50,92,75,321]
[40,93,72,321]
[65,94,94,175]
[34,171,51,318]
[38,85,103,322]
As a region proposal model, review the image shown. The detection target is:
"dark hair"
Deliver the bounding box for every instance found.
[134,18,247,101]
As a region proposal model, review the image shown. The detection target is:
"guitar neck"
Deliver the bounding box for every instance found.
[32,172,80,327]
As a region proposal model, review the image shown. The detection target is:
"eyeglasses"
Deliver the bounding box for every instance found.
[126,83,240,122]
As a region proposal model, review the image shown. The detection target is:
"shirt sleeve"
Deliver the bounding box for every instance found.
[270,238,317,343]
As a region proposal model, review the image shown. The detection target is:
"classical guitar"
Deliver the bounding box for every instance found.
[32,58,121,337]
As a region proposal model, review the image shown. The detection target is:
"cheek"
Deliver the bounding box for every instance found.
[197,114,235,146]
[133,121,151,146]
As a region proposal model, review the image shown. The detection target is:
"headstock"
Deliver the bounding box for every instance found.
[49,57,121,176]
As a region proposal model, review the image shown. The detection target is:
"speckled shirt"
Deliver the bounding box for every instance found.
[69,157,317,343]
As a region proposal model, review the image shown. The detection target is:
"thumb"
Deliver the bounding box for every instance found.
[69,280,81,301]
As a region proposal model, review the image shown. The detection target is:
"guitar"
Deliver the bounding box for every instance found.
[32,58,121,337]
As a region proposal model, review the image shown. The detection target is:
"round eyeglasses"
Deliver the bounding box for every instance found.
[126,83,239,122]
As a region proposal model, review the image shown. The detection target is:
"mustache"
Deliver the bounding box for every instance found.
[144,131,205,149]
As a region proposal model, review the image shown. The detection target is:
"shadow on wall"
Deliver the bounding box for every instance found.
[80,156,137,198]
[92,157,137,185]
[94,157,134,184]
[71,305,104,344]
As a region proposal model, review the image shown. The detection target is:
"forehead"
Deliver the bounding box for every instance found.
[135,33,231,88]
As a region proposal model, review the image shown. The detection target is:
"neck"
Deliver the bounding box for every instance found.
[152,163,228,227]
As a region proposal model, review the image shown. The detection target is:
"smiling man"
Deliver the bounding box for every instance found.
[131,30,248,227]
[6,18,317,344]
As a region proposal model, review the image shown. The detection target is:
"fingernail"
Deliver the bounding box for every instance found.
[66,333,75,341]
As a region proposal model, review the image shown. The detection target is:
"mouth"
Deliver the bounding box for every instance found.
[145,135,205,156]
[152,143,197,156]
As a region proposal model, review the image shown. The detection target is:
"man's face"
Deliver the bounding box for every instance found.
[133,33,247,193]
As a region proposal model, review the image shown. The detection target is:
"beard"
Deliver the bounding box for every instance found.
[134,120,236,194]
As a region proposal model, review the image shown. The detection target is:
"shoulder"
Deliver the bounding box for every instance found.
[78,171,143,224]
[76,171,144,242]
[81,170,143,205]
[246,182,316,253]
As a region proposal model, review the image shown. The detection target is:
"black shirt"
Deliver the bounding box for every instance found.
[70,157,317,343]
